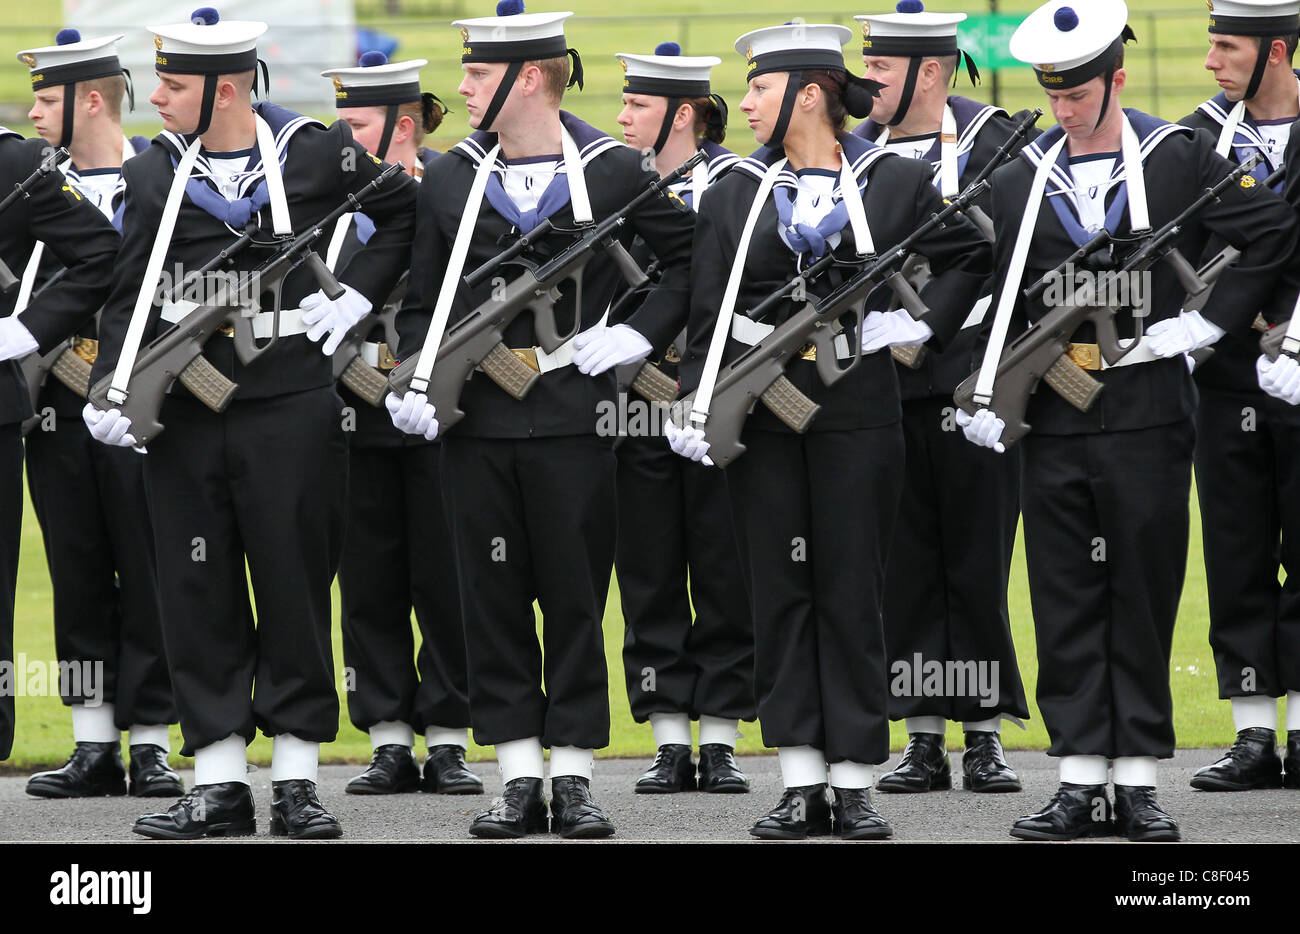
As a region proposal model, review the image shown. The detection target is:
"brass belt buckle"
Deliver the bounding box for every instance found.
[510,347,540,372]
[664,343,681,364]
[799,342,817,362]
[72,337,98,364]
[377,342,397,371]
[218,323,235,337]
[1066,342,1101,371]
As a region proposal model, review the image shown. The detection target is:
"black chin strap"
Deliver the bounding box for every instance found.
[652,97,679,154]
[1096,63,1119,132]
[193,73,219,137]
[377,103,399,162]
[122,69,135,112]
[888,56,924,127]
[1245,36,1274,101]
[769,71,803,148]
[480,61,523,133]
[59,83,75,149]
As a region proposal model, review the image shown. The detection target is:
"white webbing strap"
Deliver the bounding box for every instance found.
[560,126,593,225]
[106,138,202,405]
[253,113,292,236]
[839,146,875,257]
[690,157,707,212]
[408,143,500,394]
[1216,100,1246,158]
[325,214,354,273]
[1120,115,1151,235]
[939,104,960,199]
[13,243,44,316]
[689,157,786,424]
[1284,294,1300,355]
[972,135,1066,405]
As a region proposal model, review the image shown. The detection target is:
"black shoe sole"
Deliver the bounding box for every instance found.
[875,773,952,794]
[1010,821,1114,841]
[1122,827,1181,842]
[470,817,549,839]
[130,782,184,798]
[836,825,894,840]
[133,819,256,840]
[963,776,1023,793]
[553,819,616,839]
[421,781,485,795]
[346,779,421,795]
[749,822,834,840]
[699,776,749,793]
[1189,773,1284,791]
[26,783,127,799]
[269,817,343,839]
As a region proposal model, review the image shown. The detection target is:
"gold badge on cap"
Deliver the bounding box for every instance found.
[620,57,628,72]
[21,53,36,67]
[1039,63,1055,72]
[333,76,343,92]
[862,22,871,39]
[746,44,754,61]
[460,26,470,43]
[1206,1,1214,10]
[155,34,163,50]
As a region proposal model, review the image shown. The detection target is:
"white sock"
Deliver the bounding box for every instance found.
[828,761,873,789]
[495,737,544,782]
[1059,754,1108,786]
[963,717,1001,733]
[549,746,594,780]
[1287,692,1300,732]
[777,745,827,787]
[424,725,468,750]
[194,734,249,786]
[649,712,692,748]
[368,721,414,749]
[70,703,118,744]
[905,716,946,735]
[1231,695,1277,732]
[1112,756,1158,788]
[128,724,170,751]
[270,735,319,783]
[698,715,739,748]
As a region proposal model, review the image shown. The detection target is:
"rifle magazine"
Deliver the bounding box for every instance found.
[891,344,927,369]
[759,375,820,433]
[178,355,238,413]
[340,357,389,407]
[50,349,92,398]
[1043,354,1103,413]
[630,362,679,406]
[482,342,541,400]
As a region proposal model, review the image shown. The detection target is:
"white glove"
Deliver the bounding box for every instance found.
[859,310,934,354]
[1146,310,1225,358]
[82,403,144,451]
[300,284,373,356]
[0,317,39,362]
[1257,354,1300,405]
[385,390,439,440]
[571,324,654,376]
[664,418,714,466]
[955,407,1006,454]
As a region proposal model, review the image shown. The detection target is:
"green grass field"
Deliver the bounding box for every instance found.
[0,1,1285,770]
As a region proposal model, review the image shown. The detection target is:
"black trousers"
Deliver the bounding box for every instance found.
[338,442,470,734]
[142,389,346,757]
[616,432,754,724]
[1194,386,1300,698]
[0,423,21,759]
[25,416,173,726]
[725,425,905,765]
[884,397,1028,722]
[1021,421,1193,759]
[440,434,616,749]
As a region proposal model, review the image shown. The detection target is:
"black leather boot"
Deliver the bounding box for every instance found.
[876,733,951,793]
[27,741,126,798]
[422,745,484,794]
[270,779,343,839]
[1190,728,1284,791]
[962,731,1022,793]
[1285,731,1300,790]
[635,744,696,793]
[133,782,256,839]
[550,776,615,838]
[831,786,893,840]
[749,784,833,840]
[1114,785,1181,842]
[128,744,183,797]
[1010,783,1113,841]
[346,744,420,795]
[469,777,549,838]
[697,744,750,793]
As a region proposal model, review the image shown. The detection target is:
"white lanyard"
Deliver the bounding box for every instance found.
[689,158,707,211]
[1215,77,1300,160]
[876,105,959,199]
[325,214,353,273]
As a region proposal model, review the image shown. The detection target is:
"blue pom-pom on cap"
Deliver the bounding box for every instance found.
[655,42,681,56]
[896,0,925,13]
[191,7,220,26]
[359,50,388,67]
[496,0,525,16]
[55,28,82,45]
[1054,6,1079,32]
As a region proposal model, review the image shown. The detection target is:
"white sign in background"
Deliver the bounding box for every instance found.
[62,0,358,117]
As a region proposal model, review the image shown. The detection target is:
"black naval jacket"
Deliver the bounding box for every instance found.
[988,109,1297,435]
[1182,76,1299,393]
[0,131,119,426]
[91,103,418,401]
[856,96,1041,399]
[394,111,695,439]
[680,131,992,432]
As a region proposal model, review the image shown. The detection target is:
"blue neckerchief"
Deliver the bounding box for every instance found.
[1049,149,1131,249]
[773,183,848,259]
[354,212,375,244]
[182,165,271,230]
[1200,78,1297,192]
[483,166,572,234]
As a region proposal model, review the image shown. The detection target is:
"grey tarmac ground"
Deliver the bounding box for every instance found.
[2,748,1298,843]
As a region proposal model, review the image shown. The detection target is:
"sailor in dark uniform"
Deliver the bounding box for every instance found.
[13,29,180,802]
[389,1,694,839]
[668,22,991,839]
[318,52,483,797]
[86,8,417,839]
[961,0,1297,841]
[0,127,119,767]
[593,43,754,795]
[852,2,1032,796]
[1179,0,1300,793]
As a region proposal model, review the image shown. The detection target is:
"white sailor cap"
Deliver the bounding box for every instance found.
[17,29,125,92]
[151,7,266,76]
[322,52,428,108]
[455,1,573,64]
[1010,0,1135,89]
[854,1,966,58]
[735,23,854,80]
[616,43,720,98]
[1207,1,1300,36]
